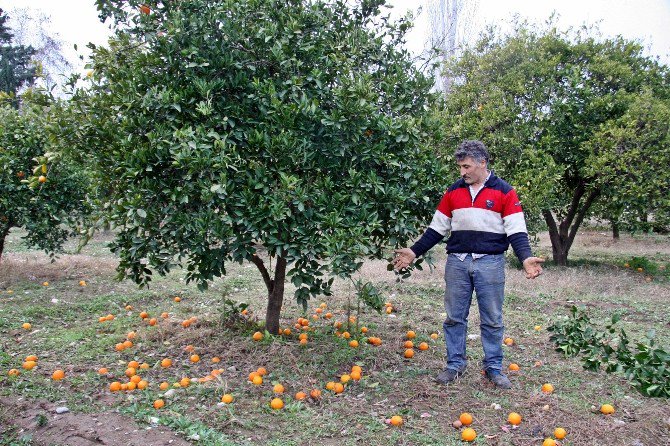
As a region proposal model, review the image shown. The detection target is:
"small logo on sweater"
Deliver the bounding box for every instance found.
[486,200,494,209]
[514,201,521,207]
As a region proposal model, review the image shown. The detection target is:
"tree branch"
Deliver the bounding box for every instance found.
[566,187,600,252]
[559,181,586,236]
[249,253,273,292]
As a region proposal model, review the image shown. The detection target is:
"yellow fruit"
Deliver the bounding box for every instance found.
[79,280,87,287]
[600,404,615,415]
[541,383,554,394]
[542,439,556,446]
[252,375,263,385]
[554,427,566,439]
[221,394,234,404]
[340,374,351,383]
[461,427,477,442]
[22,322,32,330]
[390,415,403,426]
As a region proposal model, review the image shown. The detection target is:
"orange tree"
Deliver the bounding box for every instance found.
[65,0,445,333]
[0,96,90,261]
[438,22,670,265]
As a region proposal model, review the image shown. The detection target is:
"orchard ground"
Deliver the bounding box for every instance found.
[1,228,669,446]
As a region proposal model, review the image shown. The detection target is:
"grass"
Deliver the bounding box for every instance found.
[1,227,669,445]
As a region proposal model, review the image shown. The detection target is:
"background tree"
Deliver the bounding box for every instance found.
[5,7,72,95]
[0,8,36,103]
[64,0,445,333]
[438,21,670,265]
[0,95,91,262]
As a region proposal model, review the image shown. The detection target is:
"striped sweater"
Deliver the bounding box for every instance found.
[410,173,532,263]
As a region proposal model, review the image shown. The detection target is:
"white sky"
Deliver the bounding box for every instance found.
[2,0,669,78]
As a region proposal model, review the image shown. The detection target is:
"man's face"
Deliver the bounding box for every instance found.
[457,156,488,186]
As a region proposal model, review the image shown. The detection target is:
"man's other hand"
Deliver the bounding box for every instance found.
[522,256,545,279]
[393,248,416,271]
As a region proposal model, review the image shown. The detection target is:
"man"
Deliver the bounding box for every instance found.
[393,140,544,389]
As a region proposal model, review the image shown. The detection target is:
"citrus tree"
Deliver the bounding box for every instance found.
[0,96,91,261]
[65,0,444,333]
[438,22,670,264]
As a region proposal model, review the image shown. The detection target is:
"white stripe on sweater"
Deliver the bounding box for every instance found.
[450,207,505,234]
[428,210,451,236]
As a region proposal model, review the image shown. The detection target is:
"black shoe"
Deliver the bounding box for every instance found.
[484,369,512,389]
[434,366,466,385]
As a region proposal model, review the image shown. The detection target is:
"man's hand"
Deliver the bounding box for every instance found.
[522,256,545,279]
[393,248,416,271]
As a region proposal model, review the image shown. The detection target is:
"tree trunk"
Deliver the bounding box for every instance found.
[542,183,600,266]
[250,253,287,335]
[0,224,11,264]
[611,220,620,240]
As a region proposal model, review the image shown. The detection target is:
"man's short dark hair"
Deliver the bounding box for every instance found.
[454,140,490,165]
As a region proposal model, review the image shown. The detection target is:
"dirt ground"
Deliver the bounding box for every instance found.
[0,396,191,446]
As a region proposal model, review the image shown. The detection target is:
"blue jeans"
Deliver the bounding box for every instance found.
[443,253,505,373]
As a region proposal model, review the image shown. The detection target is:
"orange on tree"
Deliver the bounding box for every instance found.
[459,412,473,426]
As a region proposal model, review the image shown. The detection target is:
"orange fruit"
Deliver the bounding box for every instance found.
[109,381,121,392]
[295,391,307,401]
[324,312,333,319]
[8,369,20,377]
[350,371,362,381]
[508,363,520,371]
[128,360,140,369]
[174,296,181,302]
[459,412,473,426]
[25,355,38,362]
[190,354,200,363]
[360,326,368,333]
[256,367,268,376]
[139,311,149,319]
[273,384,285,394]
[340,374,351,383]
[161,312,169,319]
[153,399,165,409]
[127,331,137,340]
[211,357,221,363]
[404,349,415,359]
[283,328,292,336]
[140,362,150,370]
[121,383,128,391]
[159,381,169,390]
[179,377,191,387]
[390,415,403,426]
[554,427,567,439]
[270,397,284,410]
[461,427,476,442]
[406,330,416,339]
[542,439,556,446]
[298,333,308,341]
[161,358,172,368]
[137,380,149,390]
[503,337,514,346]
[385,306,393,314]
[181,320,191,328]
[326,381,336,391]
[508,412,522,425]
[418,342,429,351]
[148,318,157,326]
[114,343,125,352]
[636,267,643,272]
[299,338,308,345]
[403,340,414,348]
[349,340,359,348]
[333,383,344,394]
[541,383,554,394]
[22,361,37,370]
[122,340,133,349]
[430,333,439,340]
[252,331,264,341]
[98,317,106,323]
[22,323,31,330]
[98,367,108,375]
[42,281,49,286]
[351,365,362,374]
[79,280,87,287]
[342,331,351,339]
[252,375,263,385]
[125,367,136,377]
[130,375,141,384]
[310,389,322,399]
[221,393,234,404]
[125,305,133,311]
[600,404,615,415]
[52,370,65,381]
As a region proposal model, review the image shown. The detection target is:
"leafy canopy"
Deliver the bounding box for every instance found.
[70,0,444,307]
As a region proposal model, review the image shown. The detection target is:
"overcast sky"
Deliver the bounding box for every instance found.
[2,0,669,78]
